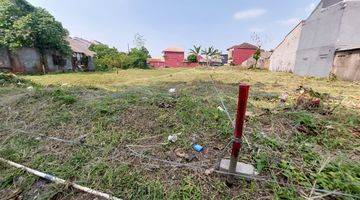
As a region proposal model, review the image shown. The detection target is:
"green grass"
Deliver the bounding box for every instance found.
[1,68,359,199]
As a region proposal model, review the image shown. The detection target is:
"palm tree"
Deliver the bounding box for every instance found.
[201,46,220,66]
[189,45,202,56]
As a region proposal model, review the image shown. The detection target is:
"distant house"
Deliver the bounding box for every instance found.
[198,55,222,66]
[148,46,227,68]
[163,47,185,68]
[147,57,165,68]
[220,54,228,65]
[0,37,96,73]
[67,37,96,71]
[271,0,360,81]
[227,43,258,66]
[270,21,304,72]
[148,47,199,68]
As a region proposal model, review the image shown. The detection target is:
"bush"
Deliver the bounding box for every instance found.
[125,47,150,69]
[90,44,150,70]
[187,54,197,63]
[50,89,77,104]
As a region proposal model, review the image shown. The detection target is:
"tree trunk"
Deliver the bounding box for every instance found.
[8,50,21,73]
[39,52,47,75]
[254,59,258,69]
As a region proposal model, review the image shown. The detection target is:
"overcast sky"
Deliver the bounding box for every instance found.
[27,0,320,56]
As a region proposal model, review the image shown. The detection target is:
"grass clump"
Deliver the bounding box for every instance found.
[50,89,77,104]
[0,73,35,87]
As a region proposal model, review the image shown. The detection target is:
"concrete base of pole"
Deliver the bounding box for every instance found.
[220,159,258,176]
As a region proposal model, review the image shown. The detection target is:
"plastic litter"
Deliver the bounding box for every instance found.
[169,88,176,93]
[217,106,225,112]
[168,135,178,143]
[192,144,204,152]
[280,92,289,103]
[27,86,34,91]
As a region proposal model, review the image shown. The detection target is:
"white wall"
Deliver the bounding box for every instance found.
[270,22,303,72]
[294,1,345,77]
[336,1,360,49]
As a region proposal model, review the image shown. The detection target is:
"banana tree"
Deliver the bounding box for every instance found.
[201,46,220,67]
[189,45,202,56]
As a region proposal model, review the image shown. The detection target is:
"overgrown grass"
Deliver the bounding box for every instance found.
[1,68,359,199]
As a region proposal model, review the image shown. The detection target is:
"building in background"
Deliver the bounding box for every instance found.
[147,57,165,68]
[227,43,258,66]
[67,37,96,71]
[148,47,199,68]
[163,47,185,68]
[220,54,228,65]
[271,0,360,81]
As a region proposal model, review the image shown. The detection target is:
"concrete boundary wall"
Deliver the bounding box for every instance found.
[270,22,303,72]
[0,48,73,73]
[294,1,345,77]
[0,49,11,71]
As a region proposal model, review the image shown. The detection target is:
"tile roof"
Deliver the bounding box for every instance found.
[148,57,165,62]
[163,47,184,53]
[227,43,258,50]
[66,37,96,57]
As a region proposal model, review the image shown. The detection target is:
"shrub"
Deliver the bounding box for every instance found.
[90,44,150,70]
[187,54,197,63]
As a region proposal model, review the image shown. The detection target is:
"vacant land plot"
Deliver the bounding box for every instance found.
[1,68,359,199]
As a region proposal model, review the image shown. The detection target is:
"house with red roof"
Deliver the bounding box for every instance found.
[148,47,199,68]
[227,43,258,66]
[163,47,185,67]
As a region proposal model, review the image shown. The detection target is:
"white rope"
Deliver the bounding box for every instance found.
[209,75,251,148]
[0,158,122,200]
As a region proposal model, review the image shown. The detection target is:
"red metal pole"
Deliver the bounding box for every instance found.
[229,83,250,174]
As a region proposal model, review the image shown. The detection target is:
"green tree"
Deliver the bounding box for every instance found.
[90,43,149,71]
[89,34,150,71]
[89,43,123,71]
[89,43,118,59]
[0,0,71,70]
[252,48,261,69]
[126,47,150,69]
[0,0,34,30]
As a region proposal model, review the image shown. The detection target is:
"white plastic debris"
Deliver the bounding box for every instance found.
[169,88,176,93]
[61,83,69,87]
[168,135,178,143]
[27,86,34,91]
[280,92,289,103]
[217,106,225,112]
